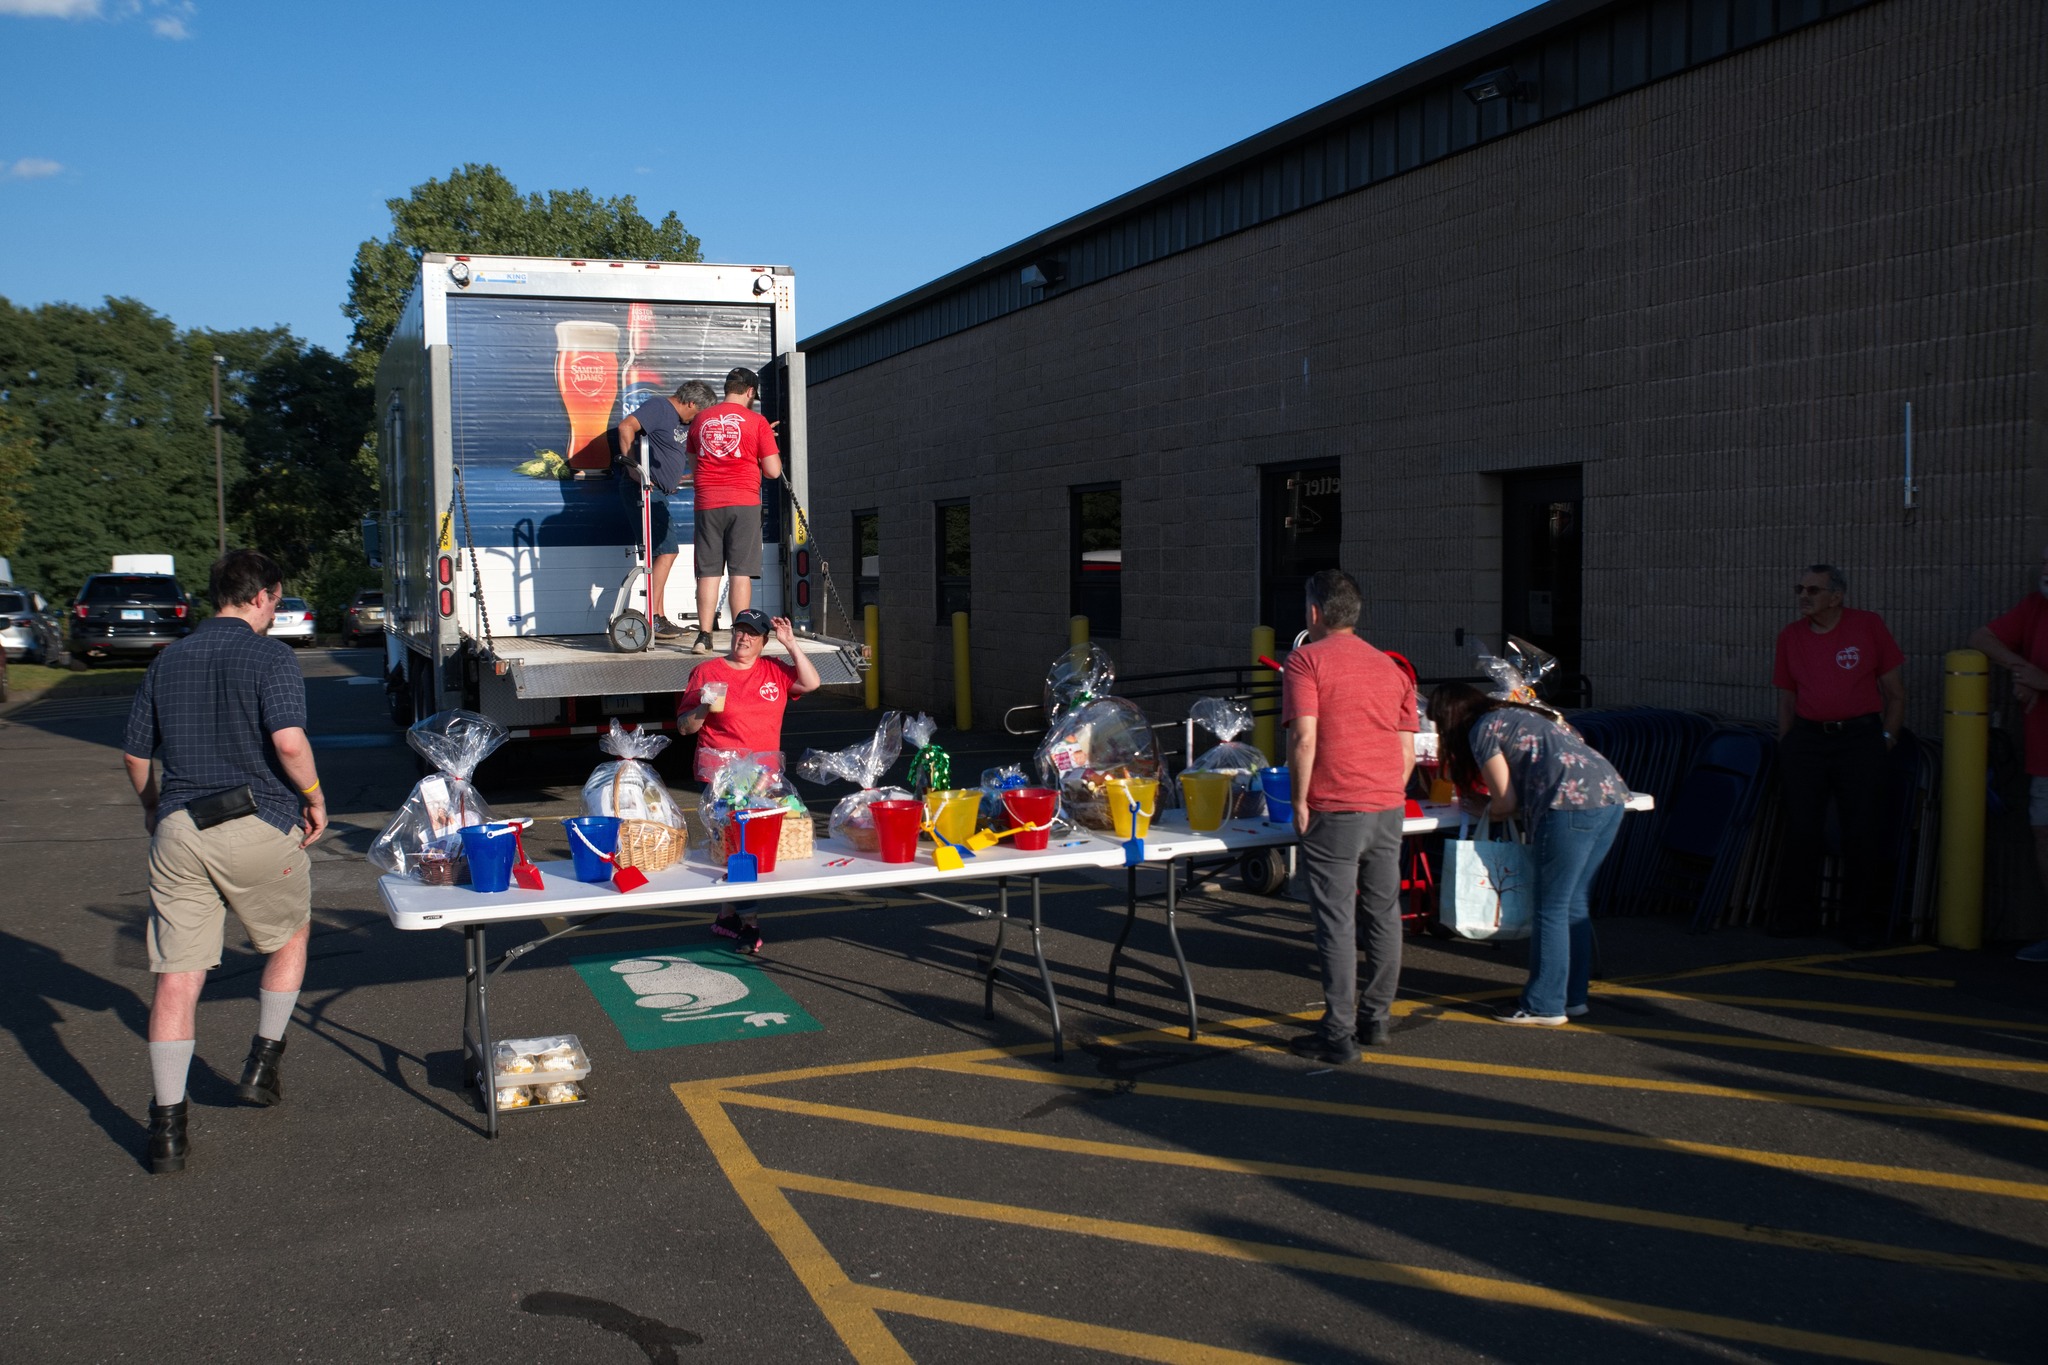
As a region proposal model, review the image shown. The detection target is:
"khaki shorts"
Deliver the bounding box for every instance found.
[147,808,311,973]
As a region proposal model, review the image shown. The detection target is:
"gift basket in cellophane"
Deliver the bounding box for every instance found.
[369,710,506,884]
[1033,643,1163,833]
[795,712,911,852]
[581,720,688,872]
[1184,696,1270,817]
[699,750,815,862]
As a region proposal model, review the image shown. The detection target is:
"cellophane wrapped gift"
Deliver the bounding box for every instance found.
[1044,642,1116,722]
[370,709,506,881]
[701,750,814,860]
[1476,636,1564,717]
[1035,694,1162,831]
[796,713,909,852]
[582,720,687,871]
[902,713,952,796]
[1186,696,1269,816]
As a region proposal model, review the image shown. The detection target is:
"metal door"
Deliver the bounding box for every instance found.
[1500,466,1582,676]
[1259,462,1341,644]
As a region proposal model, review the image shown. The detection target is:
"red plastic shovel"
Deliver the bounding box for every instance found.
[504,819,546,891]
[566,820,649,893]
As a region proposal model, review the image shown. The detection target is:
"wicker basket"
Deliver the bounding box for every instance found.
[612,765,686,872]
[701,804,816,862]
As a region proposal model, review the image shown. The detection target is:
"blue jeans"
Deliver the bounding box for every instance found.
[1523,805,1624,1017]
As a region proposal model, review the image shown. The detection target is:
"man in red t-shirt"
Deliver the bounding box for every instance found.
[1768,564,1906,942]
[1970,547,2048,961]
[1279,569,1417,1064]
[684,367,782,654]
[679,608,821,951]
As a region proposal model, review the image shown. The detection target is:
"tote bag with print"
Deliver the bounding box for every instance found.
[1440,813,1533,941]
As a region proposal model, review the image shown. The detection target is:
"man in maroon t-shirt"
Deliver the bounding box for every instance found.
[1280,569,1417,1064]
[1970,547,2048,961]
[1768,563,1906,942]
[683,367,782,654]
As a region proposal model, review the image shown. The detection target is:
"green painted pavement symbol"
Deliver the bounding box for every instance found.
[571,943,820,1051]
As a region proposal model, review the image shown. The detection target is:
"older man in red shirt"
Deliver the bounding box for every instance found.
[1281,568,1417,1064]
[1768,563,1906,943]
[1970,547,2048,961]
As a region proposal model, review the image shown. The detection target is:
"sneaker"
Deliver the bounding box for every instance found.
[1287,1031,1360,1065]
[2017,938,2048,963]
[653,616,684,642]
[692,630,716,655]
[1355,1018,1392,1047]
[1496,1007,1568,1026]
[712,912,763,954]
[1564,1003,1590,1019]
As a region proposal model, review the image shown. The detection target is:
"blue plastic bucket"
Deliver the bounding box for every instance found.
[459,823,518,893]
[1258,767,1293,824]
[564,816,621,883]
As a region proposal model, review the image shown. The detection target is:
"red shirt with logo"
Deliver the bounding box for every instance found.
[1771,608,1904,722]
[683,656,798,778]
[685,403,779,510]
[1280,633,1418,813]
[1986,592,2048,774]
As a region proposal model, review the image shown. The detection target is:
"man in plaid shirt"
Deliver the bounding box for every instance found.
[122,550,326,1174]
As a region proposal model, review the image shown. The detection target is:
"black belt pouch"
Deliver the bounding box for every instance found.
[188,785,258,830]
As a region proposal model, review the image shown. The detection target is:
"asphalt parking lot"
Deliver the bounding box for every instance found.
[3,648,2044,1363]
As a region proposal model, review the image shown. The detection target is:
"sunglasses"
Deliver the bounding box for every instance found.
[1794,586,1833,596]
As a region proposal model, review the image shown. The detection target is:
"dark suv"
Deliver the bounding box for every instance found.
[344,589,386,647]
[71,574,193,665]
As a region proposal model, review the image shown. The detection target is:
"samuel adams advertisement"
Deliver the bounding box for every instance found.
[446,295,774,548]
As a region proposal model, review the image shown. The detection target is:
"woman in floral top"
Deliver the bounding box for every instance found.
[1426,682,1629,1025]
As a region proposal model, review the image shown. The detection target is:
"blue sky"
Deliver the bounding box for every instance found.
[0,0,1539,354]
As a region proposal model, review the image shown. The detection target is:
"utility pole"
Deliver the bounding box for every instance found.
[210,354,226,556]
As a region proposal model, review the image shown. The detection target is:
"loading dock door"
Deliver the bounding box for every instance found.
[1259,462,1341,645]
[1501,466,1582,677]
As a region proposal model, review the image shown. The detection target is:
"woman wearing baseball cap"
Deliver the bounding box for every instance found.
[679,609,823,950]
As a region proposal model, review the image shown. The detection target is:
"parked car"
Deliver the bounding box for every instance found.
[70,573,193,665]
[1,587,63,663]
[344,589,385,647]
[271,596,316,646]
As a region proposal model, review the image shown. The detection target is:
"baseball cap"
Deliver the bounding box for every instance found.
[731,609,772,636]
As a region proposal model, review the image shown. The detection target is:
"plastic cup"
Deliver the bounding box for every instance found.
[869,799,923,863]
[1001,787,1060,851]
[1104,778,1157,839]
[923,789,980,845]
[460,823,518,893]
[702,682,727,714]
[564,815,621,882]
[1178,772,1232,833]
[722,809,785,874]
[1257,767,1293,825]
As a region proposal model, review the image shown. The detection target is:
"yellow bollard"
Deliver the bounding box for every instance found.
[1069,615,1089,647]
[952,610,972,730]
[1939,649,1988,949]
[863,604,880,710]
[1251,625,1277,764]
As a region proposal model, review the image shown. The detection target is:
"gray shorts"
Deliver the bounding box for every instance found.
[2032,775,2048,827]
[694,504,763,579]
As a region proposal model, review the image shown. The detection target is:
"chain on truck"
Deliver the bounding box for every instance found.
[365,253,865,741]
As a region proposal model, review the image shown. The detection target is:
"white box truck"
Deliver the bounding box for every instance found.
[371,253,860,737]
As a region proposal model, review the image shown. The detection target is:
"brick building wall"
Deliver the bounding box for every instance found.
[805,0,2046,924]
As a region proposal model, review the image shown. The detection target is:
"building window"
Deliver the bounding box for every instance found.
[935,500,970,621]
[853,510,879,617]
[1070,484,1122,638]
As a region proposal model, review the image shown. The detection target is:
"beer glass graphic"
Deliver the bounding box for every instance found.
[555,320,620,468]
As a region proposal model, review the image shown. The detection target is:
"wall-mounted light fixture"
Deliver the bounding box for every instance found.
[1462,66,1535,105]
[1021,259,1066,291]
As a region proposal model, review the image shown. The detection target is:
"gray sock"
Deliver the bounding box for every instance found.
[257,989,299,1042]
[149,1039,194,1107]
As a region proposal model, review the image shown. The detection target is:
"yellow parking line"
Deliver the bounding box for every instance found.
[848,1284,1286,1365]
[872,1065,2048,1204]
[1443,1016,2048,1074]
[1769,966,1955,988]
[1592,985,2048,1033]
[773,1169,1995,1365]
[759,1102,2048,1283]
[678,1090,911,1363]
[1613,945,1937,987]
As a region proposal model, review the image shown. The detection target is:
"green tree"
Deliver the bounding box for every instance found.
[0,400,34,559]
[343,162,702,383]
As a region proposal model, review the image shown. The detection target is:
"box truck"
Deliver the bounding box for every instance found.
[370,253,860,737]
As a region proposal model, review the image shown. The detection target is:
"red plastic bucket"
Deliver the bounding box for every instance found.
[1001,787,1059,851]
[722,809,786,874]
[868,799,923,863]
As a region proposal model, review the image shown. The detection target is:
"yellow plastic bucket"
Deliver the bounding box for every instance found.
[1105,778,1158,839]
[1179,771,1232,832]
[923,789,981,845]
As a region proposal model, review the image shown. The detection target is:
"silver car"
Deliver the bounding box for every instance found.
[1,588,64,664]
[270,596,317,646]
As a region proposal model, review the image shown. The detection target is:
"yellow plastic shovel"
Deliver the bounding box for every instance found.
[924,820,971,871]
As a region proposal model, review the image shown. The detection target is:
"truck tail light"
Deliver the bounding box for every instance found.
[437,555,453,586]
[438,587,455,617]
